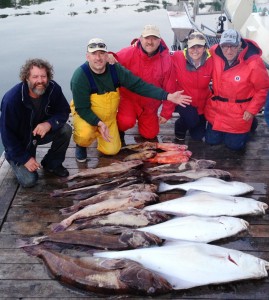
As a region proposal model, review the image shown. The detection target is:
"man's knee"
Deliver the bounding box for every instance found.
[117,115,136,131]
[59,123,72,139]
[20,177,38,188]
[98,143,121,155]
[225,137,247,151]
[17,171,38,188]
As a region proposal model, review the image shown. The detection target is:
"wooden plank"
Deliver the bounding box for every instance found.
[0,279,91,298]
[1,115,269,299]
[0,153,18,228]
[0,272,268,299]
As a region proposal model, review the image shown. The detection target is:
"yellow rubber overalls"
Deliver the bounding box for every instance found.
[70,64,121,155]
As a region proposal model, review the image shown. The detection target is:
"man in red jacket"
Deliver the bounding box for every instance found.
[204,29,269,151]
[115,25,177,144]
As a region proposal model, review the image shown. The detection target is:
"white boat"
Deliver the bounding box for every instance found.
[167,0,269,71]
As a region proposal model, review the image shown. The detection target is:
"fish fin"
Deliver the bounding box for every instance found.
[59,206,78,215]
[50,223,66,232]
[185,189,202,195]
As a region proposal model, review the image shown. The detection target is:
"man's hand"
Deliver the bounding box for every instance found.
[107,53,118,64]
[159,116,168,124]
[98,121,112,142]
[167,90,192,107]
[24,157,41,172]
[243,110,254,121]
[33,122,51,138]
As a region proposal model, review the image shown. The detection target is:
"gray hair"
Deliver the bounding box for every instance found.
[19,58,54,82]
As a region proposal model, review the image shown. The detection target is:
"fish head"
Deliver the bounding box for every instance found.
[132,192,159,205]
[120,230,164,248]
[120,260,173,295]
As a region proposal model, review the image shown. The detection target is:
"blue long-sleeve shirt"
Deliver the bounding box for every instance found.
[0,81,70,165]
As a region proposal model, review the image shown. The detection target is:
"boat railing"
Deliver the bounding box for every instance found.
[183,2,222,47]
[183,2,200,31]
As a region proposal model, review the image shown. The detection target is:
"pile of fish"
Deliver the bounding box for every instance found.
[123,142,192,163]
[19,142,269,296]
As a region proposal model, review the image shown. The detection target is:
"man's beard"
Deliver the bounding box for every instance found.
[28,82,48,96]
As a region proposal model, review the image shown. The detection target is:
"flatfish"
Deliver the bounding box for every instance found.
[144,189,267,217]
[158,177,254,195]
[137,215,249,243]
[17,228,163,250]
[52,191,159,232]
[68,209,172,230]
[23,245,172,295]
[94,240,269,290]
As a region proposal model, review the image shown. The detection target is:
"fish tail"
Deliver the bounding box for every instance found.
[262,203,268,214]
[158,182,172,193]
[264,261,269,270]
[51,222,66,232]
[16,237,39,248]
[50,190,64,197]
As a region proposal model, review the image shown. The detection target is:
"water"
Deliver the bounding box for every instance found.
[0,0,178,155]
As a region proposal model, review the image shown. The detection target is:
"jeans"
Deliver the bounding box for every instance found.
[7,123,72,188]
[39,123,72,169]
[205,123,249,151]
[8,160,38,188]
[175,105,206,140]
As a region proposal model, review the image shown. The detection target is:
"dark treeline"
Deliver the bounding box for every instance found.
[0,0,52,9]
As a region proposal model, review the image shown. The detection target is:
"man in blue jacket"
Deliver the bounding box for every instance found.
[0,58,72,187]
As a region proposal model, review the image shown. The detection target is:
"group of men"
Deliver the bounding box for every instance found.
[1,25,269,188]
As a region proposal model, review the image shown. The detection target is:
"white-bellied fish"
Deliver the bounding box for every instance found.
[137,215,249,243]
[158,177,254,195]
[144,189,267,217]
[94,240,269,290]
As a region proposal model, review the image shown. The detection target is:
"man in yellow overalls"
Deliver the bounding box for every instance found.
[70,38,192,162]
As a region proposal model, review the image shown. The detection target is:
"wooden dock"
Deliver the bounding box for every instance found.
[1,115,269,299]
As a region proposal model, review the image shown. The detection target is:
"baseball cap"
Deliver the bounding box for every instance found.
[220,29,241,46]
[141,25,161,38]
[187,32,206,48]
[87,38,107,53]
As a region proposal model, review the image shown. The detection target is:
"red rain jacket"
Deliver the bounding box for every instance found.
[115,39,177,138]
[205,39,269,133]
[172,49,213,115]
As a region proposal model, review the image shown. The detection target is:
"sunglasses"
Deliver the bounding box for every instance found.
[87,43,107,49]
[220,44,239,50]
[188,33,205,40]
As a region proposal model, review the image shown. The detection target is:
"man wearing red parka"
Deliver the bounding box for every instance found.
[115,25,177,144]
[204,29,269,151]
